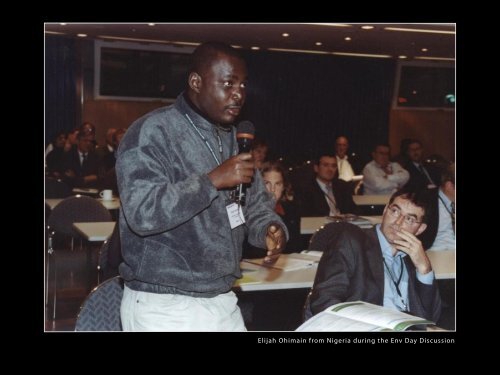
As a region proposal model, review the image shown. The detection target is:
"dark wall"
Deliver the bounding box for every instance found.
[240,50,396,166]
[45,35,78,145]
[45,36,396,166]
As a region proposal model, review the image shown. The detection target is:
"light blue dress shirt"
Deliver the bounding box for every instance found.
[430,190,455,250]
[375,224,434,312]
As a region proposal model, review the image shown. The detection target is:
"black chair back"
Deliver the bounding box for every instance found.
[47,195,112,239]
[45,177,72,198]
[98,220,122,282]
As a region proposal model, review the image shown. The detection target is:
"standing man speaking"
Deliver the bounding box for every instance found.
[116,42,287,331]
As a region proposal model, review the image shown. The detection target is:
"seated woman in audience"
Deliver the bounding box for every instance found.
[46,131,67,178]
[243,160,301,257]
[64,127,80,152]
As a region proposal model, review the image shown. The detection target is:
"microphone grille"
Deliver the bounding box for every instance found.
[236,121,255,136]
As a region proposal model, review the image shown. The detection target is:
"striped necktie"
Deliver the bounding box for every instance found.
[325,184,339,216]
[418,164,434,185]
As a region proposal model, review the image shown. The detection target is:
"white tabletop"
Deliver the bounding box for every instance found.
[236,254,318,291]
[72,187,99,195]
[353,195,390,206]
[426,250,455,280]
[46,197,120,210]
[45,198,63,210]
[300,216,382,234]
[72,222,115,241]
[96,198,120,210]
[235,249,455,291]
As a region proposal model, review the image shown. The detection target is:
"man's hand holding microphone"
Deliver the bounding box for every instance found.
[207,121,285,263]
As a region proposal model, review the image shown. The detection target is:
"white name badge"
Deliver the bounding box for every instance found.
[226,202,245,229]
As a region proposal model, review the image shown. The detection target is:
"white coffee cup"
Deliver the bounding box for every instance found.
[100,189,113,201]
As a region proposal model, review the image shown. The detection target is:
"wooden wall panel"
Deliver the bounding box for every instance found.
[82,99,170,145]
[83,100,456,165]
[389,109,455,162]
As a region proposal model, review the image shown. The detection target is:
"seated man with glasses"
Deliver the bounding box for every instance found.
[305,186,441,323]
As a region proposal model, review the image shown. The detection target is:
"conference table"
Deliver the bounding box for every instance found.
[300,216,383,235]
[236,254,319,291]
[72,222,116,242]
[236,250,455,292]
[70,221,116,292]
[426,250,456,280]
[352,195,391,206]
[46,197,120,211]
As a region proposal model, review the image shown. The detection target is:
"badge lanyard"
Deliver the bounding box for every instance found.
[184,113,239,201]
[383,257,408,312]
[185,113,244,226]
[438,195,454,217]
[185,113,223,166]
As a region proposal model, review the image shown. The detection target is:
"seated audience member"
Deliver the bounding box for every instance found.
[45,131,66,158]
[306,186,441,323]
[45,131,67,178]
[430,163,455,250]
[64,127,79,152]
[296,152,357,217]
[96,127,117,166]
[334,135,363,195]
[403,139,440,190]
[243,161,301,257]
[61,127,100,188]
[250,137,269,170]
[80,122,97,150]
[99,128,126,173]
[334,135,362,181]
[393,138,412,168]
[362,144,409,195]
[99,128,127,196]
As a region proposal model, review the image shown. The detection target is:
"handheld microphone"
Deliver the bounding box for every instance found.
[235,121,255,205]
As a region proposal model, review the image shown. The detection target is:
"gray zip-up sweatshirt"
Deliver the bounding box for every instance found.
[116,94,287,297]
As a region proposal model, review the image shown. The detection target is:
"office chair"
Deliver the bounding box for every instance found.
[75,276,124,331]
[46,195,112,320]
[45,177,72,199]
[304,222,360,321]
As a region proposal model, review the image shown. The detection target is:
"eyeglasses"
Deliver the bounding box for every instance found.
[387,205,422,226]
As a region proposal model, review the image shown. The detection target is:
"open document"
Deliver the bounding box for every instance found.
[326,214,373,228]
[296,301,433,332]
[242,253,318,271]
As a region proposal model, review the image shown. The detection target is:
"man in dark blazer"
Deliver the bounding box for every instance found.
[296,153,358,217]
[306,186,441,323]
[62,131,100,188]
[402,139,440,191]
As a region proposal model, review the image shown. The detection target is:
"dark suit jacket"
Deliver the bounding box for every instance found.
[404,162,440,191]
[62,147,100,188]
[46,148,66,176]
[347,152,363,175]
[308,223,441,322]
[297,178,358,217]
